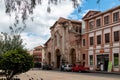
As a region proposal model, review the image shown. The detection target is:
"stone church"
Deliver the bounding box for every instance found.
[44,17,83,68]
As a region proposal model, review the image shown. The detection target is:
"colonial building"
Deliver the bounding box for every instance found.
[44,17,82,68]
[28,50,33,55]
[83,6,120,72]
[33,46,43,68]
[44,5,120,72]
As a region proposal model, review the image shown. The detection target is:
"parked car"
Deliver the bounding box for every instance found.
[72,65,89,72]
[71,65,80,72]
[60,64,72,71]
[42,64,52,70]
[64,64,72,71]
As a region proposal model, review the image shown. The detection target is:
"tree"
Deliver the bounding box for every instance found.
[3,0,120,24]
[1,0,80,54]
[3,0,81,25]
[0,1,34,80]
[0,25,25,55]
[0,21,30,80]
[0,48,34,80]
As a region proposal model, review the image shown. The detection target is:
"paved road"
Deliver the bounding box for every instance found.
[17,70,120,80]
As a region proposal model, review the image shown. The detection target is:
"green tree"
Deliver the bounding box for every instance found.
[0,26,25,55]
[0,48,34,80]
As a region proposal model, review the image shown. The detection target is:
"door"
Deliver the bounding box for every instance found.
[57,55,61,68]
[70,49,76,65]
[97,54,109,71]
[104,57,109,71]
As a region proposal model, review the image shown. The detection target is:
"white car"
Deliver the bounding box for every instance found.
[63,64,72,71]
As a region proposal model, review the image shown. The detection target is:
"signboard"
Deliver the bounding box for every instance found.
[107,61,112,72]
[100,49,104,53]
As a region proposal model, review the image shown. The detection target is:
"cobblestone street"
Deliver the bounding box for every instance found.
[16,70,120,80]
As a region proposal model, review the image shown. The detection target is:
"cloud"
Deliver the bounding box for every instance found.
[21,33,48,50]
[0,0,82,50]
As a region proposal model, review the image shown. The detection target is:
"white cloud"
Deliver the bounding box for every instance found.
[0,0,82,50]
[21,33,47,50]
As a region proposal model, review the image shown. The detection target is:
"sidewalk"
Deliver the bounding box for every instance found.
[89,70,120,75]
[51,69,120,75]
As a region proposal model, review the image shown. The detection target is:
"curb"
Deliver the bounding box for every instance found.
[89,71,120,75]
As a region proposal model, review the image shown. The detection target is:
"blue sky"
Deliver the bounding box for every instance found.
[0,0,120,50]
[68,0,120,20]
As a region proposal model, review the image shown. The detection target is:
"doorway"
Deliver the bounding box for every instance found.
[70,48,76,65]
[57,55,61,68]
[56,49,61,68]
[48,52,51,65]
[97,54,109,71]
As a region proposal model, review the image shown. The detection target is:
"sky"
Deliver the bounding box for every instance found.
[0,0,120,50]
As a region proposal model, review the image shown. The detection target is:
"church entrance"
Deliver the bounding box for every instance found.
[70,48,76,65]
[48,52,51,65]
[56,49,61,68]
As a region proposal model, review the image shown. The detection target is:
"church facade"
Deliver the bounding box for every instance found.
[44,17,83,68]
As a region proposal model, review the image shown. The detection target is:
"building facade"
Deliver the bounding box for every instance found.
[83,6,120,72]
[44,6,120,72]
[28,50,33,55]
[44,17,82,68]
[33,46,43,68]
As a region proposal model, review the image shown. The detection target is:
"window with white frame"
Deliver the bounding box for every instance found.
[114,31,119,42]
[90,37,94,46]
[97,35,101,44]
[89,21,94,30]
[90,55,93,66]
[114,53,119,66]
[105,33,110,43]
[96,18,101,27]
[104,15,109,25]
[113,12,119,22]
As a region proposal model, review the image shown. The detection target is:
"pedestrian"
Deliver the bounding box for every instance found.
[100,63,104,71]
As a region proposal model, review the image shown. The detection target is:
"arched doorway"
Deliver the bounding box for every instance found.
[56,49,61,68]
[70,48,76,65]
[48,52,51,65]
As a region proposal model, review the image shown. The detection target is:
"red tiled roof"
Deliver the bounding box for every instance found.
[34,45,43,49]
